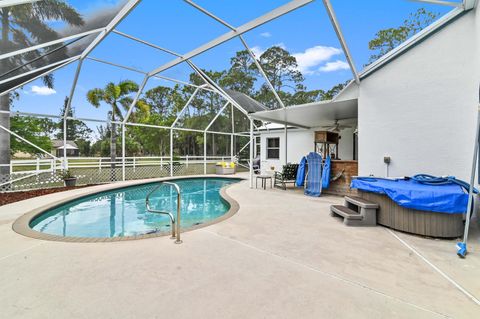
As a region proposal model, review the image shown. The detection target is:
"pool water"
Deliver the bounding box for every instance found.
[30,178,240,238]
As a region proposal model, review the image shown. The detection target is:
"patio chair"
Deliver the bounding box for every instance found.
[253,156,261,174]
[274,163,299,190]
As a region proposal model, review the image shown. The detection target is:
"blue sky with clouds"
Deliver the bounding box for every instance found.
[13,0,455,125]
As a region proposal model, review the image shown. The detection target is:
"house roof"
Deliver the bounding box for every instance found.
[52,139,78,149]
[304,7,472,105]
[359,6,469,80]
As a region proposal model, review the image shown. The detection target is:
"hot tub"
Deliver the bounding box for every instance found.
[351,177,466,238]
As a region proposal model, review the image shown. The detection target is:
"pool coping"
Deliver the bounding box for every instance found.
[11,175,244,243]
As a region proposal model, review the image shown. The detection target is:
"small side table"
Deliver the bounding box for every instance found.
[256,175,273,189]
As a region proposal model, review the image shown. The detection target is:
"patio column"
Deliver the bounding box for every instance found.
[170,129,173,177]
[231,103,234,161]
[204,131,207,175]
[121,124,125,181]
[249,118,254,188]
[284,124,288,165]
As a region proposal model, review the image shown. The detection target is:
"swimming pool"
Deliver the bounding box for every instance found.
[26,178,240,240]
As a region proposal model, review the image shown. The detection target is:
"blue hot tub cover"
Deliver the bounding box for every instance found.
[350,177,468,214]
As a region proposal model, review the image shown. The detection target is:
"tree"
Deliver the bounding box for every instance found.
[221,50,256,95]
[55,97,92,141]
[257,46,304,92]
[367,8,438,63]
[86,80,149,181]
[10,116,54,156]
[252,46,304,108]
[0,1,83,176]
[143,86,176,117]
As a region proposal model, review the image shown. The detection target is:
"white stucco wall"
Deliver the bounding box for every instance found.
[257,129,312,172]
[334,81,359,101]
[258,127,355,172]
[338,127,355,160]
[358,8,480,181]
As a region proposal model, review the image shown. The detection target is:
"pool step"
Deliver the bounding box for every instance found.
[330,196,378,227]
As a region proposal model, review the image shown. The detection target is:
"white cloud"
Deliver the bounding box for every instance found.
[250,46,264,57]
[260,32,271,38]
[292,46,342,74]
[318,60,350,72]
[250,43,286,58]
[247,44,347,74]
[30,85,57,96]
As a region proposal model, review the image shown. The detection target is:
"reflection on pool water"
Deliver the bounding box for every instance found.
[30,178,240,238]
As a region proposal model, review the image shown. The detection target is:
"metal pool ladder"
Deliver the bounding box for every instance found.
[145,181,182,244]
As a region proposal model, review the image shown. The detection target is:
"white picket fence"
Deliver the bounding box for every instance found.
[5,156,237,175]
[0,156,249,191]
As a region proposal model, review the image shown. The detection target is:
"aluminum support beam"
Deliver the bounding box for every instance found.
[148,0,313,76]
[322,0,360,84]
[187,61,249,117]
[171,87,201,127]
[86,56,214,92]
[0,28,104,61]
[178,1,288,109]
[284,123,288,165]
[231,103,234,160]
[249,118,254,188]
[80,0,142,60]
[123,75,149,123]
[205,102,230,131]
[0,124,57,159]
[152,74,216,92]
[122,124,126,181]
[112,30,182,57]
[239,36,286,108]
[204,132,207,174]
[0,56,80,96]
[408,0,462,7]
[183,0,236,30]
[86,56,147,75]
[0,56,78,86]
[63,60,83,169]
[1,108,250,137]
[0,110,61,119]
[170,130,173,176]
[0,0,41,9]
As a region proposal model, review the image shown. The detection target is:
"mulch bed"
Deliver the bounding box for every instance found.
[0,185,95,206]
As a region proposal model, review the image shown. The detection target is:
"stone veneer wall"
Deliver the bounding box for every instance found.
[323,160,358,196]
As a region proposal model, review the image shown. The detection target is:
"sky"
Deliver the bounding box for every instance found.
[11,0,457,132]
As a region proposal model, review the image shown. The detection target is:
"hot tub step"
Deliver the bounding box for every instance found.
[330,205,362,220]
[330,201,378,226]
[345,196,379,209]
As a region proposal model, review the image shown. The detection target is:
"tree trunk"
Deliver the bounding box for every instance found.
[110,122,117,182]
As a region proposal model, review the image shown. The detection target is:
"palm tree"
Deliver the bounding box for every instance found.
[86,80,149,181]
[0,1,83,177]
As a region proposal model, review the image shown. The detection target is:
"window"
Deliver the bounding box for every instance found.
[266,137,280,159]
[255,137,261,157]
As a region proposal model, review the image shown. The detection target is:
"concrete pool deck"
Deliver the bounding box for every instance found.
[0,174,479,318]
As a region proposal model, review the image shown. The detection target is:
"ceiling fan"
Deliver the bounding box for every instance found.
[319,120,353,133]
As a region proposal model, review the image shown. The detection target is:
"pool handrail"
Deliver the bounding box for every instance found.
[145,181,182,244]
